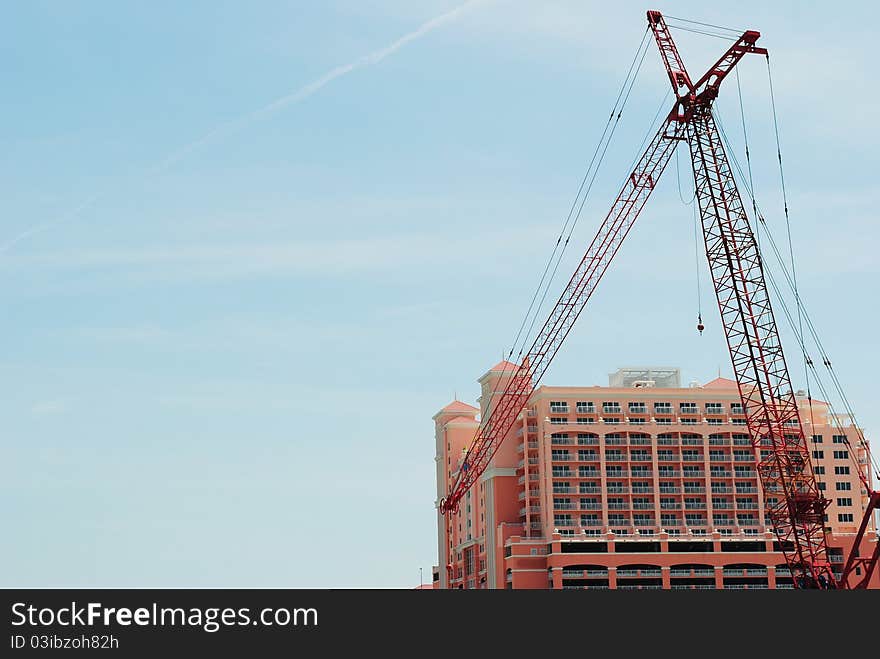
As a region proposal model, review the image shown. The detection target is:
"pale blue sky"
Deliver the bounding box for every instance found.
[1,1,877,587]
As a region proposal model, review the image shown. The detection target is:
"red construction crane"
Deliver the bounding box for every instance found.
[440,10,879,589]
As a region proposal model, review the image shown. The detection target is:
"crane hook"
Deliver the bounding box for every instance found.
[697,314,704,335]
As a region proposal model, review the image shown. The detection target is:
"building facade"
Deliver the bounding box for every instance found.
[434,362,878,589]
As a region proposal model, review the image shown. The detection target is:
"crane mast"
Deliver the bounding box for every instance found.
[441,9,878,589]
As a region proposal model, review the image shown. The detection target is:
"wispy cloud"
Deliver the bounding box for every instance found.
[1,0,489,254]
[0,224,539,282]
[30,399,71,416]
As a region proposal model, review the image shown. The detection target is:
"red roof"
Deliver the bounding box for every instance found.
[703,377,738,389]
[439,400,479,414]
[488,360,519,373]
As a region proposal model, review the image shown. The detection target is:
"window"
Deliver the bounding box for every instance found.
[833,450,849,460]
[554,514,573,526]
[602,402,621,413]
[628,402,647,413]
[812,435,823,443]
[604,418,621,424]
[818,482,826,491]
[705,403,723,414]
[812,450,824,460]
[732,419,747,426]
[814,466,825,475]
[680,402,697,412]
[606,466,623,476]
[549,417,568,425]
[576,417,595,425]
[681,418,697,425]
[835,482,851,491]
[832,435,847,444]
[730,403,744,414]
[837,498,852,507]
[654,402,672,413]
[551,449,570,460]
[576,402,595,413]
[550,401,569,413]
[657,417,672,425]
[838,513,854,523]
[553,497,571,508]
[834,466,850,475]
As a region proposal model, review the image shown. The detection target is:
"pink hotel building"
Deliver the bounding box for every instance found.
[433,363,878,589]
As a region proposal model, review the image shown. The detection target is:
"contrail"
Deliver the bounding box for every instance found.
[2,0,487,253]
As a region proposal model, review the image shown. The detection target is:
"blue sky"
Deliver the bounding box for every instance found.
[1,1,877,587]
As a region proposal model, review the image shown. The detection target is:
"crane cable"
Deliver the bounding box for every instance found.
[516,28,653,363]
[768,53,878,485]
[713,110,880,486]
[714,109,877,485]
[458,26,652,482]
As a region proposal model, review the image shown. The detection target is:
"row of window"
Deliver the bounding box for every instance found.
[551,513,856,525]
[811,450,850,460]
[549,401,745,414]
[548,416,749,426]
[813,465,850,475]
[811,435,851,444]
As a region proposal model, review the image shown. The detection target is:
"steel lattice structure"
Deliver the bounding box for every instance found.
[440,10,878,589]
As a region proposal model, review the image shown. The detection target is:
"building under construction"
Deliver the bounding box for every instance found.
[432,364,878,589]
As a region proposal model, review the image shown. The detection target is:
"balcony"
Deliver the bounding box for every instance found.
[630,455,653,462]
[602,406,622,415]
[710,471,733,478]
[552,454,573,461]
[683,487,706,494]
[632,503,654,510]
[550,405,570,414]
[606,486,628,494]
[553,487,574,494]
[657,470,681,478]
[631,486,652,493]
[685,503,707,510]
[659,487,681,494]
[576,405,596,414]
[581,520,603,527]
[682,455,704,462]
[709,455,731,462]
[579,503,602,510]
[608,503,628,510]
[633,519,655,527]
[528,440,539,449]
[579,486,601,494]
[713,519,735,526]
[711,487,733,493]
[735,488,759,494]
[660,503,681,510]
